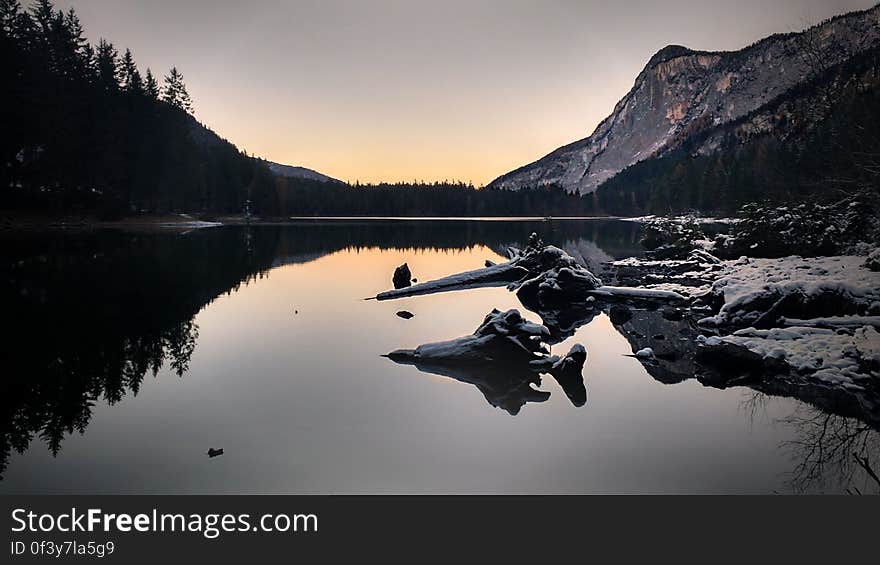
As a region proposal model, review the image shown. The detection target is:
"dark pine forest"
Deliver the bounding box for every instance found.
[1,0,282,218]
[0,0,600,219]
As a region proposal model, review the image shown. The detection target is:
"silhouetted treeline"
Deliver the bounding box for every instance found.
[272,180,599,217]
[1,0,275,218]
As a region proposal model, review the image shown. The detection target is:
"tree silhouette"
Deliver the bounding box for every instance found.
[144,67,159,99]
[0,0,20,35]
[120,48,142,93]
[1,0,270,218]
[162,66,193,113]
[95,38,119,91]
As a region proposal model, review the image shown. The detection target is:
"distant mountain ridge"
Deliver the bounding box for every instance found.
[266,161,340,184]
[488,4,880,196]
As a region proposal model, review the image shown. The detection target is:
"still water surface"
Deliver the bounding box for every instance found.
[0,220,874,493]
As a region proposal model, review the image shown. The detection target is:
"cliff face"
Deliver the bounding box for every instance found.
[488,4,880,195]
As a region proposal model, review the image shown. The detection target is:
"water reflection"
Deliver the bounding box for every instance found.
[738,393,880,494]
[0,220,877,493]
[0,221,639,479]
[0,227,279,478]
[388,358,552,416]
[386,308,588,415]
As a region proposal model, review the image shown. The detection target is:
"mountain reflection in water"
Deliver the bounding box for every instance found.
[0,220,876,494]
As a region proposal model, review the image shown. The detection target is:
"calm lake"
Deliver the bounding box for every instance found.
[1,219,875,494]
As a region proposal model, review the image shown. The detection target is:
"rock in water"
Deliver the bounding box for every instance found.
[393,263,412,289]
[396,310,414,319]
[635,347,654,359]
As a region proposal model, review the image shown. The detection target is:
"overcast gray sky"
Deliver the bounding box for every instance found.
[50,0,875,184]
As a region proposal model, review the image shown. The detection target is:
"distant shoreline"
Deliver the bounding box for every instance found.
[1,213,744,232]
[284,216,616,222]
[1,213,635,231]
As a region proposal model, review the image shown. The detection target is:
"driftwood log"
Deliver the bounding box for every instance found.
[386,308,588,413]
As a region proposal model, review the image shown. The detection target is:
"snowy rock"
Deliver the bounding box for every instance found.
[635,347,654,359]
[865,249,880,272]
[706,325,880,389]
[700,256,880,329]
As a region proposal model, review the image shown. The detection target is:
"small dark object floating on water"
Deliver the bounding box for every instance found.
[397,310,415,319]
[393,263,412,289]
[207,448,224,458]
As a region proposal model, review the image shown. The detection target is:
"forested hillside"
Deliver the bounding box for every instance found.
[0,0,276,218]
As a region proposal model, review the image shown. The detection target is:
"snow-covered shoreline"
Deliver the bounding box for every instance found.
[607,251,880,419]
[617,215,740,225]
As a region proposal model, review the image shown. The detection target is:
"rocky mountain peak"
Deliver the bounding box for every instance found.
[488,4,880,195]
[644,45,695,69]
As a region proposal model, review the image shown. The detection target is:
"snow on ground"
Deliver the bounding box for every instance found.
[159,220,223,228]
[707,326,880,389]
[700,255,880,327]
[611,251,880,392]
[157,214,223,229]
[590,285,686,301]
[617,215,739,224]
[782,316,880,328]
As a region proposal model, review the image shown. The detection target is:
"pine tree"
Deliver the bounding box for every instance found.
[63,9,90,65]
[144,68,159,99]
[120,48,142,93]
[29,0,53,35]
[95,38,119,91]
[162,66,193,113]
[0,0,21,38]
[50,8,89,79]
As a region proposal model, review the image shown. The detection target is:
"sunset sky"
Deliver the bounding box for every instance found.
[51,0,873,185]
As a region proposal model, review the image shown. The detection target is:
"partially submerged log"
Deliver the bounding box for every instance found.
[586,286,686,301]
[386,309,588,413]
[387,309,550,364]
[375,233,681,305]
[376,262,528,300]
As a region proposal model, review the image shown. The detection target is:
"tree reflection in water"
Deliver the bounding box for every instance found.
[782,405,880,494]
[3,220,876,493]
[0,221,642,480]
[0,227,279,478]
[740,392,880,494]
